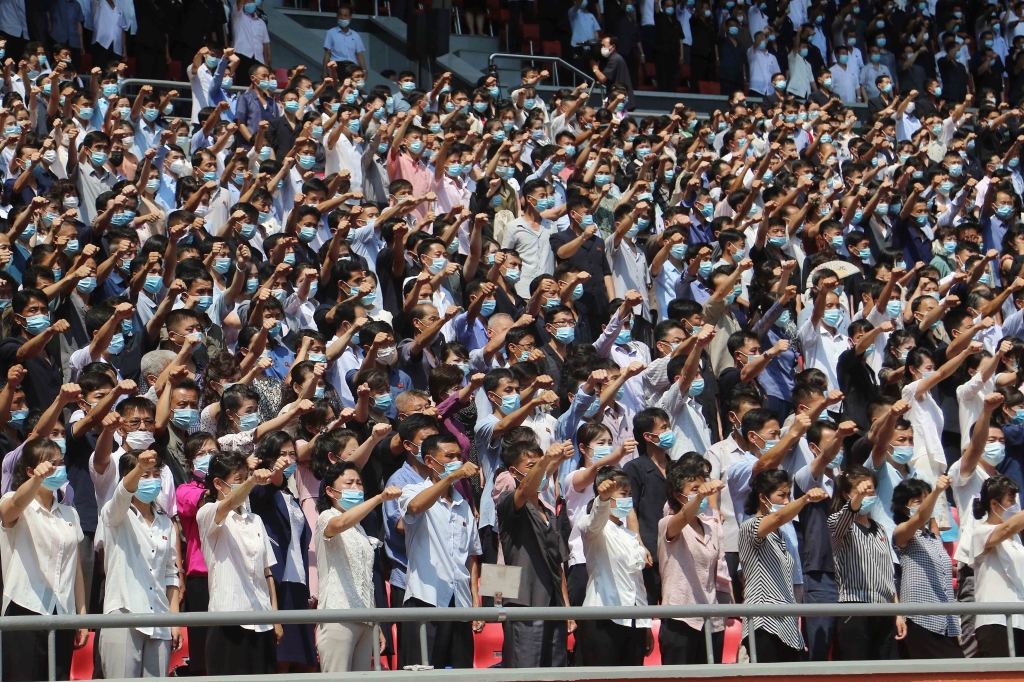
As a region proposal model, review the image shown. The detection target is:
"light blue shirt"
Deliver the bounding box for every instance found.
[323,25,366,64]
[473,413,504,530]
[383,462,426,590]
[727,452,803,584]
[555,386,598,485]
[569,6,600,46]
[399,478,482,607]
[451,311,489,353]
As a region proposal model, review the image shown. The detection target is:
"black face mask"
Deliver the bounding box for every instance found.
[110,150,124,166]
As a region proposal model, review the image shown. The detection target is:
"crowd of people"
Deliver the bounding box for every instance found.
[2,0,1024,679]
[557,0,1021,102]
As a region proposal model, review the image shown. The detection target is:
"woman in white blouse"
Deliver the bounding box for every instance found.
[197,451,280,675]
[963,475,1024,657]
[314,461,401,671]
[0,438,88,681]
[98,449,182,678]
[577,466,652,666]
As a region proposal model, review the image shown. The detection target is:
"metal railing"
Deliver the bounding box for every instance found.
[488,53,600,92]
[4,602,1024,680]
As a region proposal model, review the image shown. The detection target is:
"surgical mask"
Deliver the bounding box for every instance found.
[238,413,260,431]
[886,300,901,317]
[608,495,634,519]
[698,261,713,278]
[982,442,1006,466]
[857,495,878,514]
[107,333,125,355]
[776,310,791,327]
[999,502,1022,522]
[41,466,68,491]
[126,430,156,450]
[497,393,521,414]
[651,431,675,450]
[890,445,914,464]
[193,455,212,478]
[23,314,51,335]
[823,309,842,327]
[688,377,705,396]
[376,345,398,365]
[615,328,632,345]
[592,445,613,462]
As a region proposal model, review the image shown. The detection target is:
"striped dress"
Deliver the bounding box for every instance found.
[828,502,896,604]
[738,515,804,650]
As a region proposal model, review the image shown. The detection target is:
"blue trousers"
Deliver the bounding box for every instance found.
[802,570,838,661]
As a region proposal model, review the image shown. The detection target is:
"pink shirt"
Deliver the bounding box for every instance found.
[657,512,725,633]
[176,481,209,577]
[387,151,432,220]
[294,456,321,600]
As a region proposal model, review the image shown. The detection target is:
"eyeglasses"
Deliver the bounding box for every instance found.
[125,419,156,429]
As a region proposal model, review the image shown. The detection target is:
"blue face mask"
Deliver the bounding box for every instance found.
[688,377,705,396]
[857,495,878,514]
[592,445,613,461]
[890,445,914,464]
[823,309,842,327]
[610,497,633,518]
[615,328,632,345]
[134,479,162,504]
[40,466,68,491]
[238,413,260,431]
[649,430,675,450]
[496,393,521,415]
[193,455,212,478]
[281,462,297,479]
[338,489,364,510]
[8,408,28,427]
[372,394,393,412]
[480,299,496,316]
[23,314,51,335]
[107,333,125,355]
[171,407,199,429]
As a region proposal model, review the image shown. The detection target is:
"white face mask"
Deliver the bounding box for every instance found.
[377,345,398,365]
[125,430,156,450]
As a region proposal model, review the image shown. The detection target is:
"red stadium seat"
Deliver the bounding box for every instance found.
[275,68,289,89]
[698,80,721,95]
[722,617,742,663]
[473,622,503,667]
[541,41,562,59]
[70,631,94,680]
[644,619,662,665]
[166,60,182,81]
[522,24,540,54]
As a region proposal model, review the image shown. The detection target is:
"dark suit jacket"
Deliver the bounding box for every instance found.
[249,482,312,584]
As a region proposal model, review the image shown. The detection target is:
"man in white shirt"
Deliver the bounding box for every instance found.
[830,45,861,103]
[398,433,482,668]
[187,46,222,124]
[798,273,849,391]
[748,36,781,96]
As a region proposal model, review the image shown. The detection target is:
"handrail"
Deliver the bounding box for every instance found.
[488,52,601,92]
[3,601,1022,679]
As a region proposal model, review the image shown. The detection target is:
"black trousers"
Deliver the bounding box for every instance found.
[724,551,744,604]
[401,597,474,669]
[655,56,679,93]
[898,619,964,659]
[566,564,588,607]
[689,53,714,90]
[391,585,410,669]
[642,563,662,605]
[977,624,1024,658]
[205,625,277,675]
[658,618,724,664]
[183,575,210,673]
[2,602,74,681]
[835,614,898,660]
[576,619,647,666]
[752,629,803,662]
[134,43,168,81]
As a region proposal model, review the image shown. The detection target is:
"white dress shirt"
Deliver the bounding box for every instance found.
[704,434,750,553]
[399,479,482,608]
[798,318,849,390]
[829,63,861,103]
[197,500,276,631]
[578,497,651,627]
[100,481,179,638]
[0,492,83,616]
[314,509,377,614]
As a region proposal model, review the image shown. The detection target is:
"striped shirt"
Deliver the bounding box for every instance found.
[896,528,960,636]
[828,502,896,604]
[738,515,804,651]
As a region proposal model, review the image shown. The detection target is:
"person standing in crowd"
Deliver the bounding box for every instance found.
[314,461,401,672]
[397,434,483,668]
[197,452,280,676]
[577,467,652,666]
[0,439,88,680]
[658,455,726,664]
[98,449,181,678]
[828,465,904,660]
[740,468,827,662]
